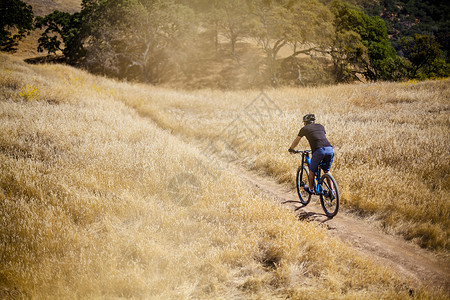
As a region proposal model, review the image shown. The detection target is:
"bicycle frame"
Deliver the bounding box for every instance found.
[300,151,325,195]
[292,149,340,217]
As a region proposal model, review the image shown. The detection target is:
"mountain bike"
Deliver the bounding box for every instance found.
[290,150,340,218]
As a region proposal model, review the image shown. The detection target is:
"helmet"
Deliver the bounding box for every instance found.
[303,114,316,123]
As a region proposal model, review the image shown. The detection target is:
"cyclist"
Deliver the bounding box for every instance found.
[288,114,334,194]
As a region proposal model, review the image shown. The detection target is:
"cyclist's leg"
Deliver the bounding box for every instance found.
[326,174,334,193]
[309,149,325,192]
[307,170,315,193]
[321,147,335,192]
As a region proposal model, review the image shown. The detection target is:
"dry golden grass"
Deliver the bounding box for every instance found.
[109,74,450,252]
[0,53,447,298]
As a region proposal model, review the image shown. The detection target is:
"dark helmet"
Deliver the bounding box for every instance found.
[303,114,316,123]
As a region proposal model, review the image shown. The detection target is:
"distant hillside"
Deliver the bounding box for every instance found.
[25,0,80,16]
[356,0,450,51]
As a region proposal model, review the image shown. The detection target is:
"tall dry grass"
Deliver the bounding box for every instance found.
[1,54,445,298]
[106,75,450,251]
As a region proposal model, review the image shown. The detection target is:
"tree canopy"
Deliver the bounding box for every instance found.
[26,0,450,87]
[401,33,450,79]
[0,0,34,52]
[35,10,84,62]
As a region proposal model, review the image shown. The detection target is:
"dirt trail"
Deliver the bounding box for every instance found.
[132,104,449,293]
[228,163,450,293]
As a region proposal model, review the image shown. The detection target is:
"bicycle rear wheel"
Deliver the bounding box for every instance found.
[296,166,311,205]
[319,173,340,217]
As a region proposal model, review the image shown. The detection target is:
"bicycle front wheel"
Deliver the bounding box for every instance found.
[296,166,311,205]
[319,173,340,217]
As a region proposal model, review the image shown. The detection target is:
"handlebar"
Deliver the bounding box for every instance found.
[289,149,311,154]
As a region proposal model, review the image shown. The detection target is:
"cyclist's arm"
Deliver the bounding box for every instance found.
[289,136,301,151]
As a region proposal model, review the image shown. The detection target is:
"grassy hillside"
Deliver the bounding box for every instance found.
[1,54,447,298]
[113,74,450,251]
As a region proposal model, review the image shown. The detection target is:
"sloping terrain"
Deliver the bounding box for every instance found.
[229,163,450,292]
[112,73,450,293]
[1,53,448,298]
[114,79,450,252]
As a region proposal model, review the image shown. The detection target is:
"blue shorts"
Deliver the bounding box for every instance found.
[310,146,334,173]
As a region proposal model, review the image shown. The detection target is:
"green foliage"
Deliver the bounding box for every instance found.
[330,0,406,82]
[329,1,366,82]
[35,0,195,82]
[246,0,333,86]
[376,55,412,81]
[35,11,85,62]
[400,33,450,79]
[359,0,450,52]
[83,0,195,83]
[0,0,34,52]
